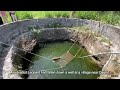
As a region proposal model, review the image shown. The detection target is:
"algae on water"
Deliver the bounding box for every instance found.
[28,41,101,79]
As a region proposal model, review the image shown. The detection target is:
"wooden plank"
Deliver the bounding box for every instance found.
[56,52,74,67]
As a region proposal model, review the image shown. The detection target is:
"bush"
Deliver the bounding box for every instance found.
[45,13,54,18]
[16,11,33,20]
[76,11,100,20]
[14,11,120,26]
[100,12,120,25]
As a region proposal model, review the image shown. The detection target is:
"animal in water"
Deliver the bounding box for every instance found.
[52,57,61,62]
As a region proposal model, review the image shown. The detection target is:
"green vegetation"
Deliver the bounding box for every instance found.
[7,11,120,26]
[16,11,33,20]
[16,11,70,19]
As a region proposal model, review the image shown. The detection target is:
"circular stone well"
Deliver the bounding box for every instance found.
[7,28,103,79]
[1,18,120,79]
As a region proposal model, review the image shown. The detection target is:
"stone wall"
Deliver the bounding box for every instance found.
[0,18,120,47]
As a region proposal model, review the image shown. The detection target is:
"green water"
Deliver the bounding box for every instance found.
[28,41,101,79]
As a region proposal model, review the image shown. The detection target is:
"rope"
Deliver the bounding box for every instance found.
[0,41,51,61]
[77,28,93,59]
[74,48,81,57]
[67,40,77,53]
[78,49,85,58]
[0,42,63,75]
[78,52,119,59]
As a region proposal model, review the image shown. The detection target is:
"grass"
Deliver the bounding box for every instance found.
[6,11,120,26]
[15,11,70,19]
